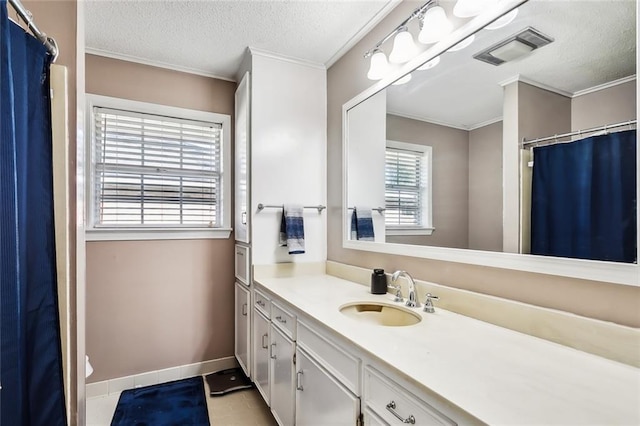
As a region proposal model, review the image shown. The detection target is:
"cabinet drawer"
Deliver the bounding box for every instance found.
[297,320,360,394]
[272,302,296,340]
[254,288,271,318]
[235,244,250,285]
[364,407,388,426]
[364,367,456,426]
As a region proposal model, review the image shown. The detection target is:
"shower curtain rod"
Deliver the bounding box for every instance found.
[522,119,637,147]
[7,0,58,61]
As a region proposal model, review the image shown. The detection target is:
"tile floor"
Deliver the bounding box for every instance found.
[86,376,277,426]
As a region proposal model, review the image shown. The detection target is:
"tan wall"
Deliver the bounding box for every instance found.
[468,121,503,252]
[386,114,469,248]
[571,79,636,131]
[327,1,640,328]
[85,54,236,382]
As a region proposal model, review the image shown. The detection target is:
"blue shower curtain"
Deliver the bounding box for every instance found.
[1,1,67,424]
[531,129,637,263]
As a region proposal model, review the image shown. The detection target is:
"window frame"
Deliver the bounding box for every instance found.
[85,94,232,241]
[384,140,434,236]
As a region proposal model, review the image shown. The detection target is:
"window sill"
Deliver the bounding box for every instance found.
[386,227,435,236]
[85,227,233,241]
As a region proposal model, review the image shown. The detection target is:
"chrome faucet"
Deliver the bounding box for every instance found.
[391,270,420,308]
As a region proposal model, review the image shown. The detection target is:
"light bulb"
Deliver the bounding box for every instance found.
[417,56,440,71]
[392,73,412,86]
[367,50,390,80]
[485,8,518,30]
[453,0,499,18]
[448,34,475,52]
[419,6,453,44]
[389,27,419,64]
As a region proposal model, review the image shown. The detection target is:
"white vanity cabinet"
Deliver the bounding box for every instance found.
[252,307,271,404]
[270,322,296,426]
[295,348,360,425]
[234,282,250,376]
[364,366,456,426]
[234,72,250,244]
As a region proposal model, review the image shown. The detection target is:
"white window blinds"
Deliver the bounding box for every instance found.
[385,147,424,227]
[92,107,223,227]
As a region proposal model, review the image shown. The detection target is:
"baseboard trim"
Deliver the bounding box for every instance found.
[86,356,238,399]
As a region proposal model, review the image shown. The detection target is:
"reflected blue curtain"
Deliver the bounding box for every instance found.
[531,129,637,263]
[1,0,67,424]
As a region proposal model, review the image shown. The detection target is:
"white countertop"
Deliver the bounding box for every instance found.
[255,273,640,425]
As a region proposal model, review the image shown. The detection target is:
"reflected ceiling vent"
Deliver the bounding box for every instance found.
[473,27,554,66]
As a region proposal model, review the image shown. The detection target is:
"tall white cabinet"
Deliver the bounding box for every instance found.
[233,49,327,424]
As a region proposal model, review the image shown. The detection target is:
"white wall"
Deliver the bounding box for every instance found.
[250,53,327,264]
[346,90,386,242]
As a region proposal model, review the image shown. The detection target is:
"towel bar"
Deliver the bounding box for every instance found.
[347,207,386,214]
[257,203,326,213]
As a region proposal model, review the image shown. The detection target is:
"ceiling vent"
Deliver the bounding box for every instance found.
[473,27,554,66]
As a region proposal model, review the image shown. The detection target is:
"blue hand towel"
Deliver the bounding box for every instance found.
[281,204,305,254]
[351,206,374,241]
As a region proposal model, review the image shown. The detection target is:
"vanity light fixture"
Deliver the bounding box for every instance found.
[448,34,475,52]
[453,0,499,18]
[417,56,440,70]
[367,49,391,80]
[418,4,453,44]
[389,26,419,64]
[485,8,519,30]
[392,73,412,85]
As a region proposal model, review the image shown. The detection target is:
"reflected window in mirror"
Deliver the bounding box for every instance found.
[385,140,433,236]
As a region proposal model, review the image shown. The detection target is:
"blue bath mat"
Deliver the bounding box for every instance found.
[111,376,210,426]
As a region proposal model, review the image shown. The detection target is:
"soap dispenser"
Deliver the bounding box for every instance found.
[370,269,387,294]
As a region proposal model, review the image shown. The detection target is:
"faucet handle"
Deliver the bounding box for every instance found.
[423,293,439,313]
[388,284,403,303]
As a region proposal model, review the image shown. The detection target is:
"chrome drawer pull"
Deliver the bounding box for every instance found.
[261,333,268,349]
[296,371,304,391]
[386,401,416,424]
[257,300,266,307]
[275,315,287,324]
[270,343,277,359]
[242,303,247,316]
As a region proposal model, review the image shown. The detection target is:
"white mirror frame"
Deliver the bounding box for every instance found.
[342,0,640,287]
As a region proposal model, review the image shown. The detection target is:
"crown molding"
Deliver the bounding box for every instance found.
[499,74,573,98]
[85,48,236,82]
[572,75,636,98]
[468,116,503,131]
[387,110,469,130]
[325,0,402,68]
[248,47,326,71]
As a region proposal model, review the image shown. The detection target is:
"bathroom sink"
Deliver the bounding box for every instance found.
[339,302,422,326]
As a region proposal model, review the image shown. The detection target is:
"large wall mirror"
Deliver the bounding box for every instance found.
[343,0,639,286]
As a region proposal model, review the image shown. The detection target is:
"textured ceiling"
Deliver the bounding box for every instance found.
[85,0,398,80]
[387,0,637,129]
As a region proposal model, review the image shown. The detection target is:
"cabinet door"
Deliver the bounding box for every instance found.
[295,348,360,426]
[234,72,250,244]
[234,282,250,376]
[270,324,295,426]
[252,308,270,405]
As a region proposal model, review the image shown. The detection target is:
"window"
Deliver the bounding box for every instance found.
[385,140,433,235]
[86,95,231,240]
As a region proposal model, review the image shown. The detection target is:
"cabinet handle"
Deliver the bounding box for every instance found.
[386,401,415,424]
[237,251,244,256]
[257,300,265,307]
[241,211,247,225]
[296,371,304,391]
[241,303,247,316]
[270,343,277,359]
[275,315,287,324]
[261,333,268,349]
